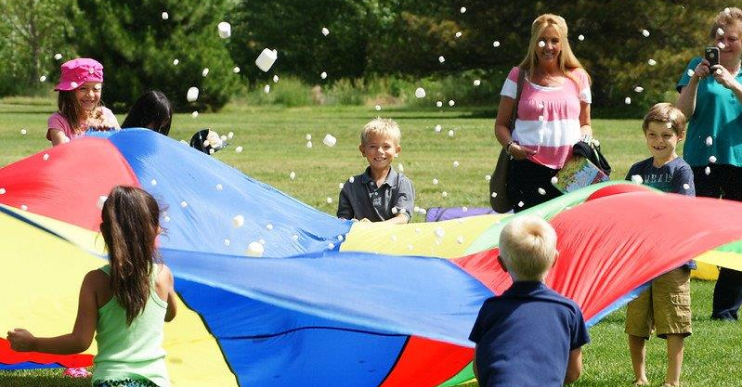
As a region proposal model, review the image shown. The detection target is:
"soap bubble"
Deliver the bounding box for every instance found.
[39,75,47,82]
[54,53,62,60]
[455,31,462,38]
[264,85,271,93]
[306,141,313,148]
[625,97,632,105]
[320,71,328,79]
[20,128,27,135]
[235,146,243,153]
[705,136,713,146]
[436,101,443,108]
[641,29,650,37]
[173,59,179,66]
[448,100,455,107]
[453,160,459,168]
[232,215,245,228]
[273,75,279,83]
[648,59,657,66]
[415,87,426,98]
[233,67,241,73]
[322,27,330,36]
[217,22,231,39]
[493,41,500,47]
[290,171,296,180]
[202,68,209,77]
[473,79,481,86]
[161,12,169,20]
[460,6,466,13]
[538,187,546,195]
[216,184,223,191]
[709,155,717,163]
[631,175,644,184]
[96,196,107,210]
[246,242,264,257]
[578,34,584,41]
[191,111,199,118]
[447,130,454,137]
[375,105,382,111]
[150,179,157,186]
[438,56,446,64]
[634,86,644,93]
[187,87,199,102]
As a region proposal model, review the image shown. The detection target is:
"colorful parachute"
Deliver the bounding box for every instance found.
[2,129,742,386]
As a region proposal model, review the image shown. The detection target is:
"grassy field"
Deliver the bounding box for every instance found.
[1,98,740,386]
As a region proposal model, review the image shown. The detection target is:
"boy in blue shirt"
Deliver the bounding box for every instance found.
[469,215,589,387]
[625,103,694,387]
[337,118,415,224]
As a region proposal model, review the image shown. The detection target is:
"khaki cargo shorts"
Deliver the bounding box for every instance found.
[625,267,692,339]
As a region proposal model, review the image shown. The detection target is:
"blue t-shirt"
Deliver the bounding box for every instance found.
[625,157,695,196]
[677,57,742,167]
[468,282,590,387]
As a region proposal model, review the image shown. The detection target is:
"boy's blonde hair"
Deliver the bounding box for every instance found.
[642,103,687,136]
[499,215,557,281]
[361,118,401,146]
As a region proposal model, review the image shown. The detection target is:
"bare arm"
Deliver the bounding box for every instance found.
[676,59,711,118]
[48,129,70,146]
[564,348,583,384]
[494,96,536,160]
[579,102,592,137]
[7,271,100,354]
[162,265,178,322]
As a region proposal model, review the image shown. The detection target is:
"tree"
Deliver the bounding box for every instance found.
[0,0,78,95]
[72,0,240,112]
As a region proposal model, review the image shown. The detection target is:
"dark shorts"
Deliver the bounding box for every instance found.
[507,158,562,212]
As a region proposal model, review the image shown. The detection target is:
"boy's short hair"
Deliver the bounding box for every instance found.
[361,118,401,146]
[499,215,557,281]
[642,103,687,136]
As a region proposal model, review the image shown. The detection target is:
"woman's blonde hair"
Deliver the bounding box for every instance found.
[710,7,742,39]
[518,14,589,87]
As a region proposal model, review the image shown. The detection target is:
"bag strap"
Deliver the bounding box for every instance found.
[508,67,527,133]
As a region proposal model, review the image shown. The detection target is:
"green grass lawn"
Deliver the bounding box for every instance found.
[1,98,739,386]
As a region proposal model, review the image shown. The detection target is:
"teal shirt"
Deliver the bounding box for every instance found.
[677,57,742,167]
[94,265,169,387]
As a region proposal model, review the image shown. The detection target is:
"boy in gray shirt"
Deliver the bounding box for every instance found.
[337,118,415,224]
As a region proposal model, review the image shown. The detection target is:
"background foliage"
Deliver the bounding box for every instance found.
[0,0,733,114]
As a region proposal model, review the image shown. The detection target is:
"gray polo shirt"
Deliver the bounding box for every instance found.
[337,166,415,222]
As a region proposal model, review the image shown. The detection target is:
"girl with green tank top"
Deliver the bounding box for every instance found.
[7,186,177,387]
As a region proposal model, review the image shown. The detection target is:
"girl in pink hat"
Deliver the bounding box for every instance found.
[47,58,120,146]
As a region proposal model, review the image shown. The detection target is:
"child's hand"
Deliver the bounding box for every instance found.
[7,328,36,352]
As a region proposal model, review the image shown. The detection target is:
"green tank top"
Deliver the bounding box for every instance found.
[93,264,169,387]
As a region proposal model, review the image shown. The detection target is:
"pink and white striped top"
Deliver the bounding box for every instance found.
[501,66,591,169]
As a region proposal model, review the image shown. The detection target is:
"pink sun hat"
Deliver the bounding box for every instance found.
[55,58,104,91]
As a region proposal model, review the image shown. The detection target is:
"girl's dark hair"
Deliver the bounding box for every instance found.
[100,185,162,325]
[58,91,85,134]
[121,90,173,136]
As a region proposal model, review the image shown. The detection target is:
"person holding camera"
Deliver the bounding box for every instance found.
[494,14,592,212]
[676,7,742,321]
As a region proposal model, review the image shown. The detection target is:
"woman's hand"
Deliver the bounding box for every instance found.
[7,328,36,352]
[711,65,741,90]
[693,59,712,79]
[509,143,537,160]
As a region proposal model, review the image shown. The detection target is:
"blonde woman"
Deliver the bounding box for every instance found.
[494,14,592,211]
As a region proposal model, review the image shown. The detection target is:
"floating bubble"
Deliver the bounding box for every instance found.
[538,115,544,121]
[578,34,585,41]
[54,53,62,60]
[187,87,199,102]
[306,141,313,148]
[683,183,690,190]
[419,208,427,215]
[150,179,157,186]
[485,174,491,181]
[290,171,296,180]
[348,176,355,183]
[438,56,445,64]
[491,192,497,198]
[434,227,445,238]
[273,75,279,83]
[320,71,328,79]
[631,175,644,184]
[538,187,547,195]
[432,178,439,185]
[255,48,278,72]
[96,196,107,210]
[216,184,223,191]
[246,242,264,257]
[326,197,333,204]
[625,97,632,105]
[264,85,271,93]
[322,27,330,36]
[648,59,657,66]
[21,204,28,211]
[687,69,694,77]
[375,105,382,111]
[227,132,234,139]
[43,153,50,161]
[453,160,459,168]
[415,87,426,98]
[706,136,713,146]
[717,27,725,36]
[20,129,27,135]
[180,201,188,208]
[224,239,230,246]
[323,134,337,147]
[292,234,299,241]
[391,207,398,215]
[233,67,241,73]
[473,79,481,86]
[235,146,244,153]
[705,166,711,175]
[232,215,245,228]
[441,191,448,198]
[716,68,723,75]
[338,183,344,190]
[327,243,335,249]
[70,82,78,89]
[173,59,179,66]
[202,68,209,77]
[337,235,344,241]
[538,41,546,48]
[448,100,455,107]
[455,31,462,38]
[39,75,47,82]
[642,29,650,37]
[0,188,5,195]
[398,163,404,173]
[551,176,559,184]
[436,101,443,108]
[161,11,169,20]
[266,223,274,231]
[192,111,199,118]
[493,41,500,47]
[718,42,726,50]
[456,236,465,244]
[634,86,644,93]
[460,6,466,13]
[517,201,524,208]
[709,155,717,163]
[447,130,454,137]
[217,22,231,39]
[414,206,420,213]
